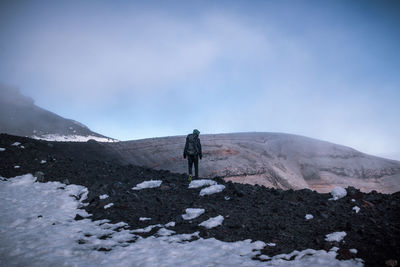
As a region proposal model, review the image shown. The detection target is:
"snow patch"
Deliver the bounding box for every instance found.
[32,134,118,143]
[165,221,175,227]
[99,194,109,200]
[0,148,5,151]
[182,208,205,220]
[267,242,276,247]
[40,160,47,164]
[132,224,163,233]
[132,180,162,190]
[0,174,363,267]
[11,142,21,146]
[104,203,114,209]
[305,214,314,220]
[350,248,358,254]
[352,206,360,213]
[157,228,176,236]
[258,246,363,266]
[188,179,217,188]
[199,184,225,196]
[199,215,224,229]
[329,186,347,200]
[325,231,347,242]
[14,165,20,169]
[139,217,151,221]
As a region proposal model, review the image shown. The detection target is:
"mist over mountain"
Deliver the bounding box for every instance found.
[107,133,400,193]
[0,84,115,142]
[1,85,399,193]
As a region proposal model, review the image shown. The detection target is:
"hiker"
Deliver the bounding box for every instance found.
[183,129,202,181]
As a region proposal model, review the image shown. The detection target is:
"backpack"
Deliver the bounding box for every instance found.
[186,134,197,155]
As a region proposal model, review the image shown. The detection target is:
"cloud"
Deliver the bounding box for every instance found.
[2,7,277,106]
[1,1,399,160]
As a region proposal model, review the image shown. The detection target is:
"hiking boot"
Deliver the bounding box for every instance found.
[188,175,192,182]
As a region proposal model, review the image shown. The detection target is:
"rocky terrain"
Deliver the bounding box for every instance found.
[1,133,399,266]
[0,84,115,142]
[105,132,400,193]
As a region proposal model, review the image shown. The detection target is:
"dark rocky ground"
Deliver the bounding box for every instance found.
[1,133,399,266]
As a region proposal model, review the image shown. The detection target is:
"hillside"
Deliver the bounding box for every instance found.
[0,133,399,266]
[106,133,400,193]
[0,84,115,142]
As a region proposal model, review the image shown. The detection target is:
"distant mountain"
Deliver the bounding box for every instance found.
[107,132,400,193]
[0,84,116,142]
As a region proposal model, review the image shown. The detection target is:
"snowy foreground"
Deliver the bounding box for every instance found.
[0,174,363,267]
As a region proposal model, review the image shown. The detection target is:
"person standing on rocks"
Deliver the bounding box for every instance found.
[183,129,202,181]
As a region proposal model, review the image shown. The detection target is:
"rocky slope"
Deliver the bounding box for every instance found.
[105,132,400,193]
[0,133,399,266]
[0,84,115,142]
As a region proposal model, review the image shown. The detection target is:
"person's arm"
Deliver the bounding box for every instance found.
[198,139,202,159]
[183,136,188,158]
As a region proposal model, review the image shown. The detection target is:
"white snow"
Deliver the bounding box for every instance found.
[0,148,5,151]
[258,246,363,266]
[165,221,175,227]
[305,214,314,220]
[188,179,217,188]
[20,145,25,149]
[133,221,175,233]
[132,180,162,190]
[99,194,109,200]
[329,186,347,200]
[32,134,118,143]
[330,246,339,252]
[351,199,356,202]
[14,165,20,169]
[267,243,276,247]
[199,184,225,196]
[104,203,114,209]
[325,231,347,242]
[182,208,205,220]
[40,160,47,164]
[352,206,360,213]
[350,249,358,254]
[132,224,163,233]
[0,174,363,267]
[11,142,21,146]
[139,217,151,221]
[199,215,224,229]
[157,228,176,236]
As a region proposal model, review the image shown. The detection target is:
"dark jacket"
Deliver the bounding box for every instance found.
[184,134,202,158]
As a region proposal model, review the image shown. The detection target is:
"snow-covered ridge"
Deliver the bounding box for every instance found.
[32,134,118,143]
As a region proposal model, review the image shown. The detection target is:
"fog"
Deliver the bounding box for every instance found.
[0,0,399,160]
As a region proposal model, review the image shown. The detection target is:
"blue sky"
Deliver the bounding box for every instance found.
[1,0,400,160]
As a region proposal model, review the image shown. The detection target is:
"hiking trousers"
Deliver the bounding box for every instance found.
[187,154,199,178]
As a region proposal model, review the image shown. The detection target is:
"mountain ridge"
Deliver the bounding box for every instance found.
[105,132,400,193]
[0,84,115,142]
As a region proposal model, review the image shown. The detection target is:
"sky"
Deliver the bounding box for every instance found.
[0,0,399,160]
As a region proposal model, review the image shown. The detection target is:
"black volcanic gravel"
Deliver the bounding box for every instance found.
[1,133,399,266]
